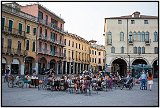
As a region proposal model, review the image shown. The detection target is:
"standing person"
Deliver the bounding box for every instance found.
[140,70,147,90]
[4,67,10,83]
[147,72,153,91]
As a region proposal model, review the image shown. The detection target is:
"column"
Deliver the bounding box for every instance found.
[73,61,75,74]
[56,62,58,75]
[69,62,71,74]
[61,61,63,75]
[79,63,81,74]
[36,63,38,74]
[21,63,25,75]
[65,62,67,74]
[76,63,78,74]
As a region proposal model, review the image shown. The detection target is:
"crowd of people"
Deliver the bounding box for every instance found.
[3,66,154,92]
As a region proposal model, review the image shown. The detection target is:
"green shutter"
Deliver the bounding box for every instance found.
[18,23,22,34]
[8,20,13,32]
[2,18,5,30]
[27,25,30,33]
[33,28,36,35]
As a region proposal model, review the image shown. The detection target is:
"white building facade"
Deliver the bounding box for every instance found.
[104,12,158,77]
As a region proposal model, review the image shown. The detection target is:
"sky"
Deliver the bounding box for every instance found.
[16,2,158,45]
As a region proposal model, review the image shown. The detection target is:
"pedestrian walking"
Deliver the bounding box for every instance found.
[147,72,153,91]
[139,70,147,90]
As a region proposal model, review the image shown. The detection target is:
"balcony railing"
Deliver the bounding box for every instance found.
[2,47,27,56]
[38,18,64,34]
[39,34,48,40]
[3,26,25,38]
[2,4,37,22]
[107,40,112,45]
[145,39,151,45]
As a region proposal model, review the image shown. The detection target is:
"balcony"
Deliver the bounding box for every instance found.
[38,17,65,34]
[2,26,25,39]
[2,47,27,56]
[2,4,37,22]
[38,34,48,41]
[37,48,49,55]
[128,40,134,45]
[145,39,151,45]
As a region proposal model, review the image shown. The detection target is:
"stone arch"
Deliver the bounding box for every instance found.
[151,57,158,65]
[131,57,150,65]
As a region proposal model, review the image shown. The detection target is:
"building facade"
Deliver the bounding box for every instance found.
[89,40,105,73]
[104,11,158,77]
[21,3,65,74]
[2,3,38,75]
[63,33,90,74]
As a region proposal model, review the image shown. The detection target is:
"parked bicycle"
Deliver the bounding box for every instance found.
[8,75,24,88]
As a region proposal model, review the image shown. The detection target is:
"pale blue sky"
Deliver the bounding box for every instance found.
[17,2,158,45]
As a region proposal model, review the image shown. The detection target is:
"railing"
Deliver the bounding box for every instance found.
[39,34,48,40]
[145,39,151,45]
[128,39,134,45]
[2,4,37,22]
[38,17,64,34]
[3,26,25,38]
[2,47,27,56]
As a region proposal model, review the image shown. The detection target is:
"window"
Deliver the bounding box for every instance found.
[26,25,30,33]
[26,40,29,50]
[120,32,124,41]
[39,42,42,52]
[133,47,137,54]
[17,41,21,50]
[2,17,5,30]
[68,40,70,46]
[141,32,145,42]
[45,29,47,37]
[133,32,136,41]
[72,50,74,59]
[129,32,132,43]
[107,32,112,45]
[99,52,101,55]
[68,51,70,58]
[121,46,124,54]
[138,31,141,41]
[95,58,96,63]
[8,20,13,32]
[79,44,80,49]
[145,31,149,42]
[154,47,158,54]
[118,20,122,24]
[82,45,83,50]
[44,43,47,52]
[111,46,115,53]
[64,39,66,45]
[72,42,74,47]
[32,41,35,51]
[90,50,91,54]
[64,49,66,57]
[60,24,62,30]
[18,23,22,35]
[144,20,148,24]
[138,47,141,54]
[76,43,77,48]
[99,58,101,64]
[131,20,135,24]
[8,38,12,50]
[33,28,36,35]
[92,58,94,63]
[92,50,94,54]
[38,11,43,20]
[95,51,96,55]
[142,47,145,54]
[39,27,42,36]
[46,15,48,25]
[154,31,158,42]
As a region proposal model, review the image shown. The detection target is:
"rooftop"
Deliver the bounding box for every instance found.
[105,11,158,19]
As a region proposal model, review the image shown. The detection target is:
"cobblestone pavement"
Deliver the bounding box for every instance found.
[1,78,158,106]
